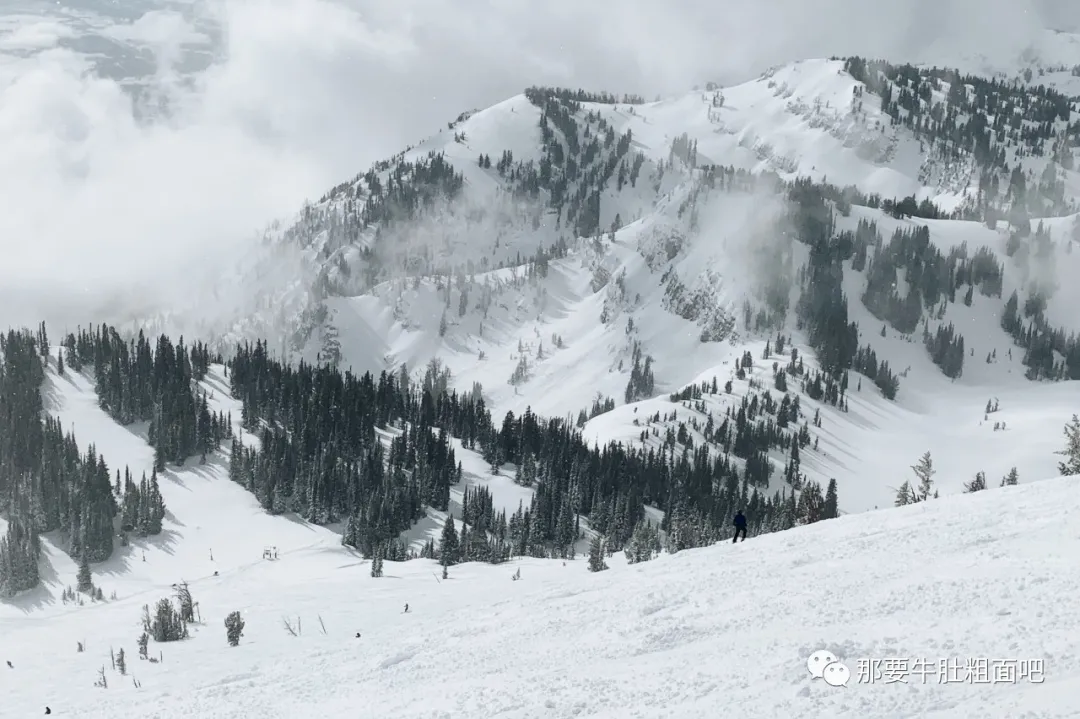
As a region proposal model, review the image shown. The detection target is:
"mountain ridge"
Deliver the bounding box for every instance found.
[156,53,1080,355]
[121,51,1080,518]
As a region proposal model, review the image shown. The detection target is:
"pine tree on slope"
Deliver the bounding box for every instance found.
[912,451,936,501]
[1056,415,1080,476]
[963,471,987,492]
[587,535,608,572]
[1001,467,1019,486]
[77,552,93,594]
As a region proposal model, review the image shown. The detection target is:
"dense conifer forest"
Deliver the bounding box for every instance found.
[0,325,231,597]
[63,326,231,469]
[0,317,842,598]
[227,338,840,567]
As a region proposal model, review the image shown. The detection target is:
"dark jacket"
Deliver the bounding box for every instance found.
[733,512,746,529]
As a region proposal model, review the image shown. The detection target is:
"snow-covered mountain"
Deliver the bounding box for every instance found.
[6,45,1080,718]
[137,55,1080,514]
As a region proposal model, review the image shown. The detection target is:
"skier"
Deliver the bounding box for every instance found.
[732,510,747,543]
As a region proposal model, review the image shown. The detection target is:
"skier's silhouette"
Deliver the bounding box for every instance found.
[732,511,747,543]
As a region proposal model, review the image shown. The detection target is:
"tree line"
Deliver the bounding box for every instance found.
[0,325,214,598]
[228,340,843,567]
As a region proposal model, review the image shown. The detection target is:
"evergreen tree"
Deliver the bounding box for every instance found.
[587,535,608,572]
[1056,415,1080,475]
[823,478,839,519]
[439,516,460,565]
[371,546,384,577]
[625,520,659,564]
[77,553,93,594]
[224,611,245,646]
[0,520,40,598]
[175,583,195,623]
[963,471,987,492]
[911,451,936,501]
[894,481,915,507]
[1001,467,1019,486]
[149,598,188,642]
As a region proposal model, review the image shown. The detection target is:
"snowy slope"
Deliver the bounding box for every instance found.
[2,470,1078,718]
[578,199,1080,511]
[263,57,1080,422]
[23,359,345,606]
[135,55,1075,354]
[294,178,1080,515]
[1,350,554,613]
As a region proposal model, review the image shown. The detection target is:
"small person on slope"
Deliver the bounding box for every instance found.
[732,510,747,543]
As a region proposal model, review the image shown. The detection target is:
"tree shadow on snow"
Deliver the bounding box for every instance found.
[3,583,55,614]
[3,550,60,613]
[40,374,68,414]
[163,508,186,528]
[199,372,232,398]
[336,561,368,570]
[161,453,228,491]
[279,513,320,532]
[318,520,346,537]
[109,528,181,575]
[160,468,193,492]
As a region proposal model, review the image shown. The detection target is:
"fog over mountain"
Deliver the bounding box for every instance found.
[1,0,1079,331]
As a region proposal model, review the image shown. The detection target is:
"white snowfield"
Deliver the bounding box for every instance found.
[2,468,1077,718]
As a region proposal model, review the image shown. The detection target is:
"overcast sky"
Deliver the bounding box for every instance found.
[0,0,1077,329]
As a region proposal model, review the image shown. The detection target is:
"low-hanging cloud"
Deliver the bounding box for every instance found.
[0,0,1075,334]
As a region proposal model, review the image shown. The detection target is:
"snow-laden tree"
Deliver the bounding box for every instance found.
[587,535,608,572]
[1000,467,1019,486]
[912,451,936,501]
[1056,415,1080,476]
[77,552,93,594]
[225,611,245,647]
[963,471,987,493]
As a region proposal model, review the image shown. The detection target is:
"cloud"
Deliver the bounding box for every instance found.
[100,10,211,48]
[0,18,76,52]
[0,0,1076,334]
